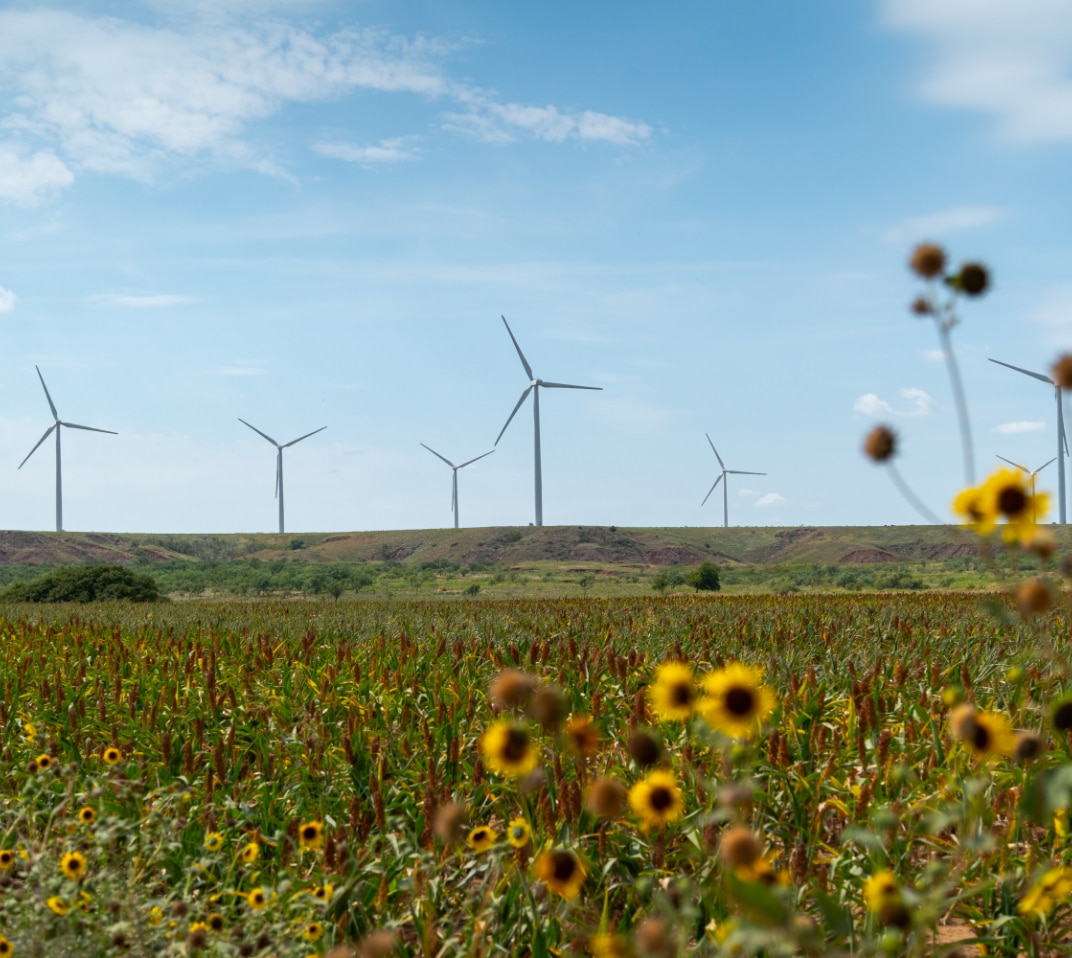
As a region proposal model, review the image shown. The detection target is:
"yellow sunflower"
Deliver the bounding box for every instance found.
[0,935,11,956]
[950,705,1015,760]
[565,714,600,757]
[1020,866,1072,919]
[239,841,260,864]
[954,467,1049,544]
[697,662,776,738]
[590,931,633,957]
[101,746,122,766]
[247,888,269,911]
[34,753,52,771]
[467,825,497,853]
[203,832,224,853]
[0,849,15,870]
[311,883,335,904]
[47,896,69,916]
[506,817,531,848]
[302,921,324,941]
[648,662,696,722]
[298,821,323,851]
[535,847,587,900]
[60,851,87,881]
[77,807,97,826]
[863,869,910,928]
[481,720,539,778]
[629,769,684,830]
[207,913,225,932]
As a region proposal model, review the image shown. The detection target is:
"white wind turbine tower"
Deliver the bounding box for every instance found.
[494,315,602,527]
[996,454,1057,523]
[239,419,326,534]
[18,366,117,532]
[420,444,494,529]
[990,358,1069,523]
[700,434,766,529]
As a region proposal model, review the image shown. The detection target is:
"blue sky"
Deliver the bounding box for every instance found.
[1,0,1071,534]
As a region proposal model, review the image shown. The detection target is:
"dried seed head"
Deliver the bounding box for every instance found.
[949,703,978,743]
[355,930,398,958]
[627,728,663,767]
[718,825,763,869]
[1053,354,1072,389]
[958,263,989,296]
[1051,697,1072,732]
[909,243,946,279]
[717,782,755,813]
[528,685,567,730]
[1018,579,1053,615]
[489,670,537,710]
[586,777,628,819]
[432,802,468,845]
[1014,730,1044,762]
[863,426,897,463]
[1027,531,1057,560]
[910,296,933,316]
[635,916,673,958]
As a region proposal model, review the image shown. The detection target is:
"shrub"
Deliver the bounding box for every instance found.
[1,565,163,603]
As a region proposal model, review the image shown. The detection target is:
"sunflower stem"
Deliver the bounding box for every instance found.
[935,319,975,487]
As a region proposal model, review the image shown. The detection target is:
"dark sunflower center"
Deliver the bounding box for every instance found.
[670,683,694,706]
[971,723,991,750]
[725,686,756,717]
[473,829,489,843]
[998,486,1028,517]
[302,827,318,840]
[503,727,529,762]
[1054,702,1072,731]
[551,852,577,882]
[649,786,673,811]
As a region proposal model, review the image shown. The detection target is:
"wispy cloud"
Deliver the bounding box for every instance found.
[0,143,74,205]
[314,137,420,164]
[0,285,16,313]
[211,360,266,376]
[755,492,786,508]
[0,9,651,201]
[885,205,1004,244]
[881,0,1072,143]
[996,420,1045,434]
[90,292,193,308]
[853,387,936,417]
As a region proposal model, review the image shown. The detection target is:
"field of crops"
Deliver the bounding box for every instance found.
[0,592,1069,957]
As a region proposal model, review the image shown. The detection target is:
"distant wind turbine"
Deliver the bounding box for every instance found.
[996,454,1058,523]
[239,419,326,534]
[19,366,117,532]
[420,444,494,529]
[700,434,766,528]
[989,358,1068,523]
[494,316,602,527]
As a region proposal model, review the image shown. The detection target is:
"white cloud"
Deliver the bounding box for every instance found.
[924,348,947,362]
[755,492,786,508]
[0,9,651,200]
[853,387,936,417]
[90,292,193,308]
[443,98,652,145]
[881,0,1072,143]
[0,285,16,313]
[737,488,760,497]
[885,205,1004,244]
[314,137,419,164]
[996,420,1046,433]
[0,142,74,204]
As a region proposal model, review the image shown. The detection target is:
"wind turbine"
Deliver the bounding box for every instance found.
[18,366,117,532]
[996,455,1057,523]
[494,316,602,527]
[238,419,326,534]
[420,444,494,529]
[989,358,1068,523]
[700,434,766,528]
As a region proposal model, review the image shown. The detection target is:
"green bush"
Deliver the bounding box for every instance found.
[1,565,163,603]
[687,562,721,593]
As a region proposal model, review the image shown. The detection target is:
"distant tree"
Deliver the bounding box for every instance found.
[1,565,163,603]
[687,562,721,593]
[651,572,670,595]
[463,583,481,596]
[579,574,595,595]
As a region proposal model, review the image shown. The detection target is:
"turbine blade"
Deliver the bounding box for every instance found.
[501,316,534,381]
[495,386,532,445]
[1034,457,1058,476]
[420,443,455,468]
[238,418,279,446]
[61,422,118,435]
[35,366,59,420]
[538,381,602,391]
[705,433,726,469]
[989,357,1053,385]
[457,450,494,469]
[281,425,327,448]
[18,424,56,469]
[996,455,1028,473]
[727,470,766,476]
[701,473,723,506]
